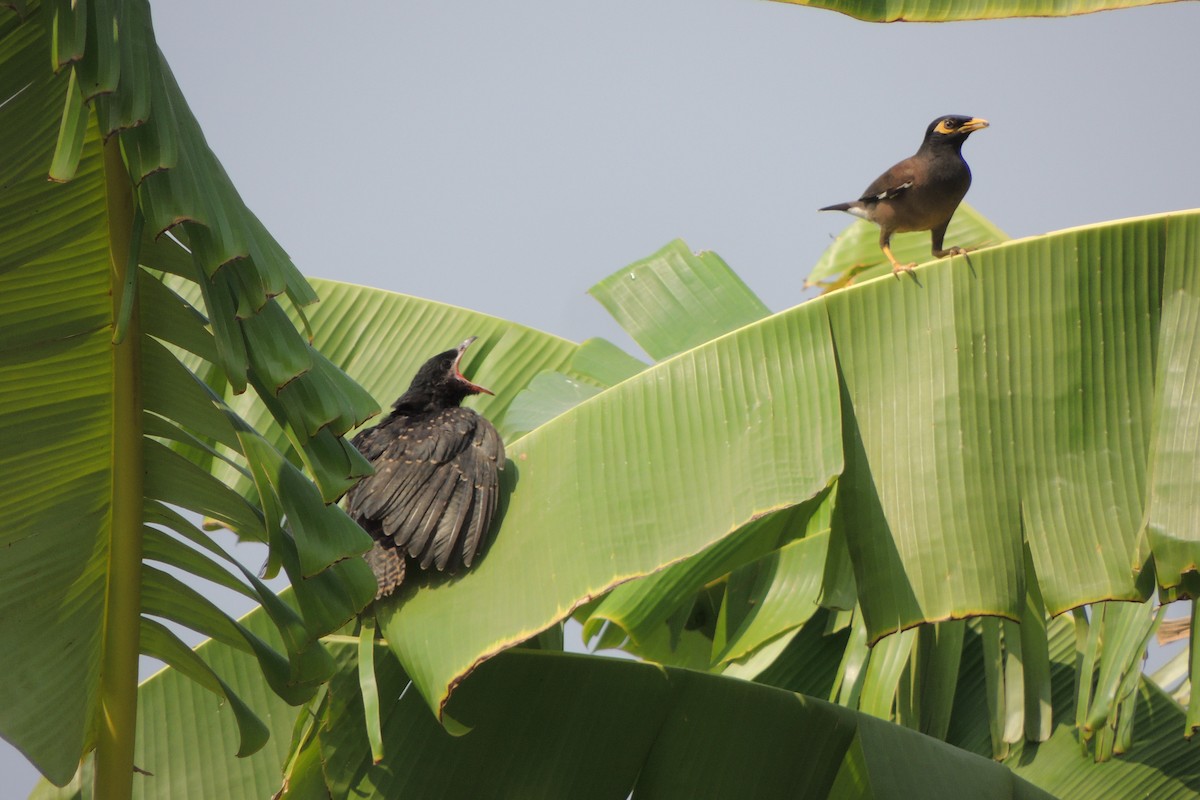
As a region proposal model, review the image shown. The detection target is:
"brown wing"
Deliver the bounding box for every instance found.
[859,158,917,203]
[347,407,504,595]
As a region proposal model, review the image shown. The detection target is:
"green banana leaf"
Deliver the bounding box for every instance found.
[740,607,1200,797]
[11,0,1200,795]
[194,278,584,507]
[950,614,1200,798]
[808,202,1008,290]
[34,208,1200,794]
[291,214,1198,759]
[713,530,832,665]
[260,278,582,446]
[318,645,1056,800]
[244,212,1198,739]
[33,599,1056,800]
[41,595,1199,799]
[826,213,1176,639]
[768,0,1186,22]
[505,239,761,433]
[582,494,830,657]
[29,595,306,800]
[1,2,377,789]
[378,276,843,716]
[595,214,1197,755]
[1144,213,1200,590]
[589,238,771,360]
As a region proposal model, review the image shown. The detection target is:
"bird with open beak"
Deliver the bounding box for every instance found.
[345,337,504,598]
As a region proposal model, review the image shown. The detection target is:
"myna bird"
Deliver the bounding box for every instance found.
[346,337,504,598]
[820,115,989,278]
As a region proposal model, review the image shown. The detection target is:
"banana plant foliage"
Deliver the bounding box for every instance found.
[9,0,1200,797]
[805,202,1008,292]
[338,208,1200,741]
[34,596,1061,800]
[766,0,1186,22]
[1,1,383,793]
[33,216,1200,797]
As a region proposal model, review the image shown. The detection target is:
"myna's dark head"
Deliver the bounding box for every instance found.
[402,337,493,411]
[922,115,989,149]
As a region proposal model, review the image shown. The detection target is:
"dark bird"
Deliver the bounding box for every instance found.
[346,337,504,598]
[820,115,989,278]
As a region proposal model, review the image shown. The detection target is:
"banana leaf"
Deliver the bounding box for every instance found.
[768,0,1185,22]
[1,4,377,788]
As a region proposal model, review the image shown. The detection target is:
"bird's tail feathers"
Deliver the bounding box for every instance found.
[365,540,405,599]
[820,201,872,222]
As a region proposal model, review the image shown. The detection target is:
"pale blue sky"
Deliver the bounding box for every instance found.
[154,0,1199,346]
[6,0,1199,794]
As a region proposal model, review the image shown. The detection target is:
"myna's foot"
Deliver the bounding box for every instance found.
[882,243,917,279]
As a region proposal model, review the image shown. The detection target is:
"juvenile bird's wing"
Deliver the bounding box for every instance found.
[347,407,505,589]
[859,160,916,203]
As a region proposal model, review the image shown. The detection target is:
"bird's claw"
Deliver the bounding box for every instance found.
[935,246,976,274]
[891,263,918,280]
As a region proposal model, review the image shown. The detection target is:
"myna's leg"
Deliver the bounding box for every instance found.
[931,221,966,258]
[880,232,917,279]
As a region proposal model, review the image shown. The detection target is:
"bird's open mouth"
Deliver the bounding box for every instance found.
[454,337,494,395]
[959,118,989,133]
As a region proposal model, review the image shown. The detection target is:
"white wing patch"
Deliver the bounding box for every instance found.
[873,180,913,201]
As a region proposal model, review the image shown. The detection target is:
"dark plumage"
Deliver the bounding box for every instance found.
[346,337,504,598]
[820,115,989,278]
